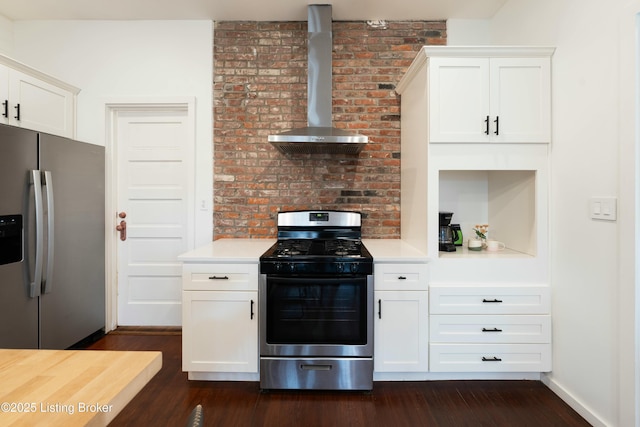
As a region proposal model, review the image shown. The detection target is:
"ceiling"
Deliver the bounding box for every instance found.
[0,0,507,22]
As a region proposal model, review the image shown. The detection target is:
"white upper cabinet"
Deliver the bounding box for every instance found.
[399,46,554,144]
[489,57,551,143]
[0,55,79,138]
[429,57,490,143]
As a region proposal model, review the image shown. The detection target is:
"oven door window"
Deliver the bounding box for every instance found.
[266,276,368,345]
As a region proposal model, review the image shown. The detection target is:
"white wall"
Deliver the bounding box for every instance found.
[482,1,638,426]
[446,19,490,45]
[9,20,214,247]
[0,14,14,55]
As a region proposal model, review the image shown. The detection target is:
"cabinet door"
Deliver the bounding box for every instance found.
[490,58,551,143]
[0,65,8,125]
[429,57,490,143]
[374,290,428,373]
[9,70,75,138]
[182,290,258,373]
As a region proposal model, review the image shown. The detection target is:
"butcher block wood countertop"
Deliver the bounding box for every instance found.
[0,349,162,426]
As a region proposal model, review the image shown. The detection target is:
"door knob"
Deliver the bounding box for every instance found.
[116,220,127,241]
[118,211,127,219]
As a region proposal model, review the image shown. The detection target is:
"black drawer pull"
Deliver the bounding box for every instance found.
[482,328,503,332]
[482,298,503,303]
[209,275,229,280]
[398,276,407,280]
[482,356,502,362]
[378,299,382,319]
[250,300,255,319]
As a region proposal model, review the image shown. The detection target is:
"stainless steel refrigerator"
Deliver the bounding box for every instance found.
[0,124,105,349]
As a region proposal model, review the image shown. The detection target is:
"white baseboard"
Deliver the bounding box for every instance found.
[542,374,608,427]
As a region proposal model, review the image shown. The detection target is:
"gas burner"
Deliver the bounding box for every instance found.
[324,239,361,257]
[273,239,311,257]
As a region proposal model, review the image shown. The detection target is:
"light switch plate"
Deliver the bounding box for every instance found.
[590,197,617,221]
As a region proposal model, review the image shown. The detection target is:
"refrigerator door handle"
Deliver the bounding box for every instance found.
[43,171,54,294]
[30,170,43,298]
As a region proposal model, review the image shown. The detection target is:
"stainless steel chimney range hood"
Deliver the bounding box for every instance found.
[268,4,368,155]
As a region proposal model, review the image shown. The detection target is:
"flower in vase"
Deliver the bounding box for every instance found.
[473,224,489,240]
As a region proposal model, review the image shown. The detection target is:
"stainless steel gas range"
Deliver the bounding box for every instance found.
[259,210,374,390]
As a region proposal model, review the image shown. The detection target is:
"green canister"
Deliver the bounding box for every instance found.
[451,224,463,246]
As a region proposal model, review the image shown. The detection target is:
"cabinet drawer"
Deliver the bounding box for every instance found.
[429,285,550,314]
[429,343,551,372]
[430,315,551,344]
[374,263,428,291]
[182,263,258,291]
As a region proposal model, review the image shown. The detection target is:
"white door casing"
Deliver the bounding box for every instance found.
[106,99,195,327]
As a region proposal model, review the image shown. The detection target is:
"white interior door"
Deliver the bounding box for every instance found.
[114,105,193,326]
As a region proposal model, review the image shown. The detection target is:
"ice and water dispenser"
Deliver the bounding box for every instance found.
[0,215,22,265]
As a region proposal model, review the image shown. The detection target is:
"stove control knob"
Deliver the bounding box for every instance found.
[274,262,282,272]
[289,263,296,273]
[350,263,358,273]
[336,263,344,273]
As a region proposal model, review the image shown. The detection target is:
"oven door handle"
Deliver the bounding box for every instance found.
[266,276,366,285]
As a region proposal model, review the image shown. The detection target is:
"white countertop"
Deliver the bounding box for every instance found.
[178,238,276,263]
[178,238,429,264]
[363,239,429,263]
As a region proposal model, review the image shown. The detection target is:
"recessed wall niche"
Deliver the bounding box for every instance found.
[439,170,537,257]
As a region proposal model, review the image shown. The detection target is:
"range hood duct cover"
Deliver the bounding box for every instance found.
[268,4,368,154]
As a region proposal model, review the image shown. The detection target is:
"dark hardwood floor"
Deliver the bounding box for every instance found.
[81,331,591,426]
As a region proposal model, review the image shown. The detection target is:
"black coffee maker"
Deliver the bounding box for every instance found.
[439,211,457,252]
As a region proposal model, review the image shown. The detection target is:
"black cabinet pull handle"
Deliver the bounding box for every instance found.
[14,103,20,121]
[378,299,382,319]
[208,275,229,280]
[398,276,407,280]
[484,115,490,135]
[482,327,503,332]
[482,356,502,362]
[482,298,503,303]
[2,100,7,118]
[250,300,255,319]
[494,116,499,135]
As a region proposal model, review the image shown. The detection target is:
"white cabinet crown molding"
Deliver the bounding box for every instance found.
[421,46,556,58]
[396,45,556,95]
[0,53,80,95]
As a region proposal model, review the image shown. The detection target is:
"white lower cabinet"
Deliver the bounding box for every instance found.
[375,290,428,372]
[429,284,551,373]
[182,263,259,378]
[374,263,429,374]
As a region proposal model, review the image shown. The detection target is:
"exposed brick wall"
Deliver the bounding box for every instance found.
[213,20,446,239]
